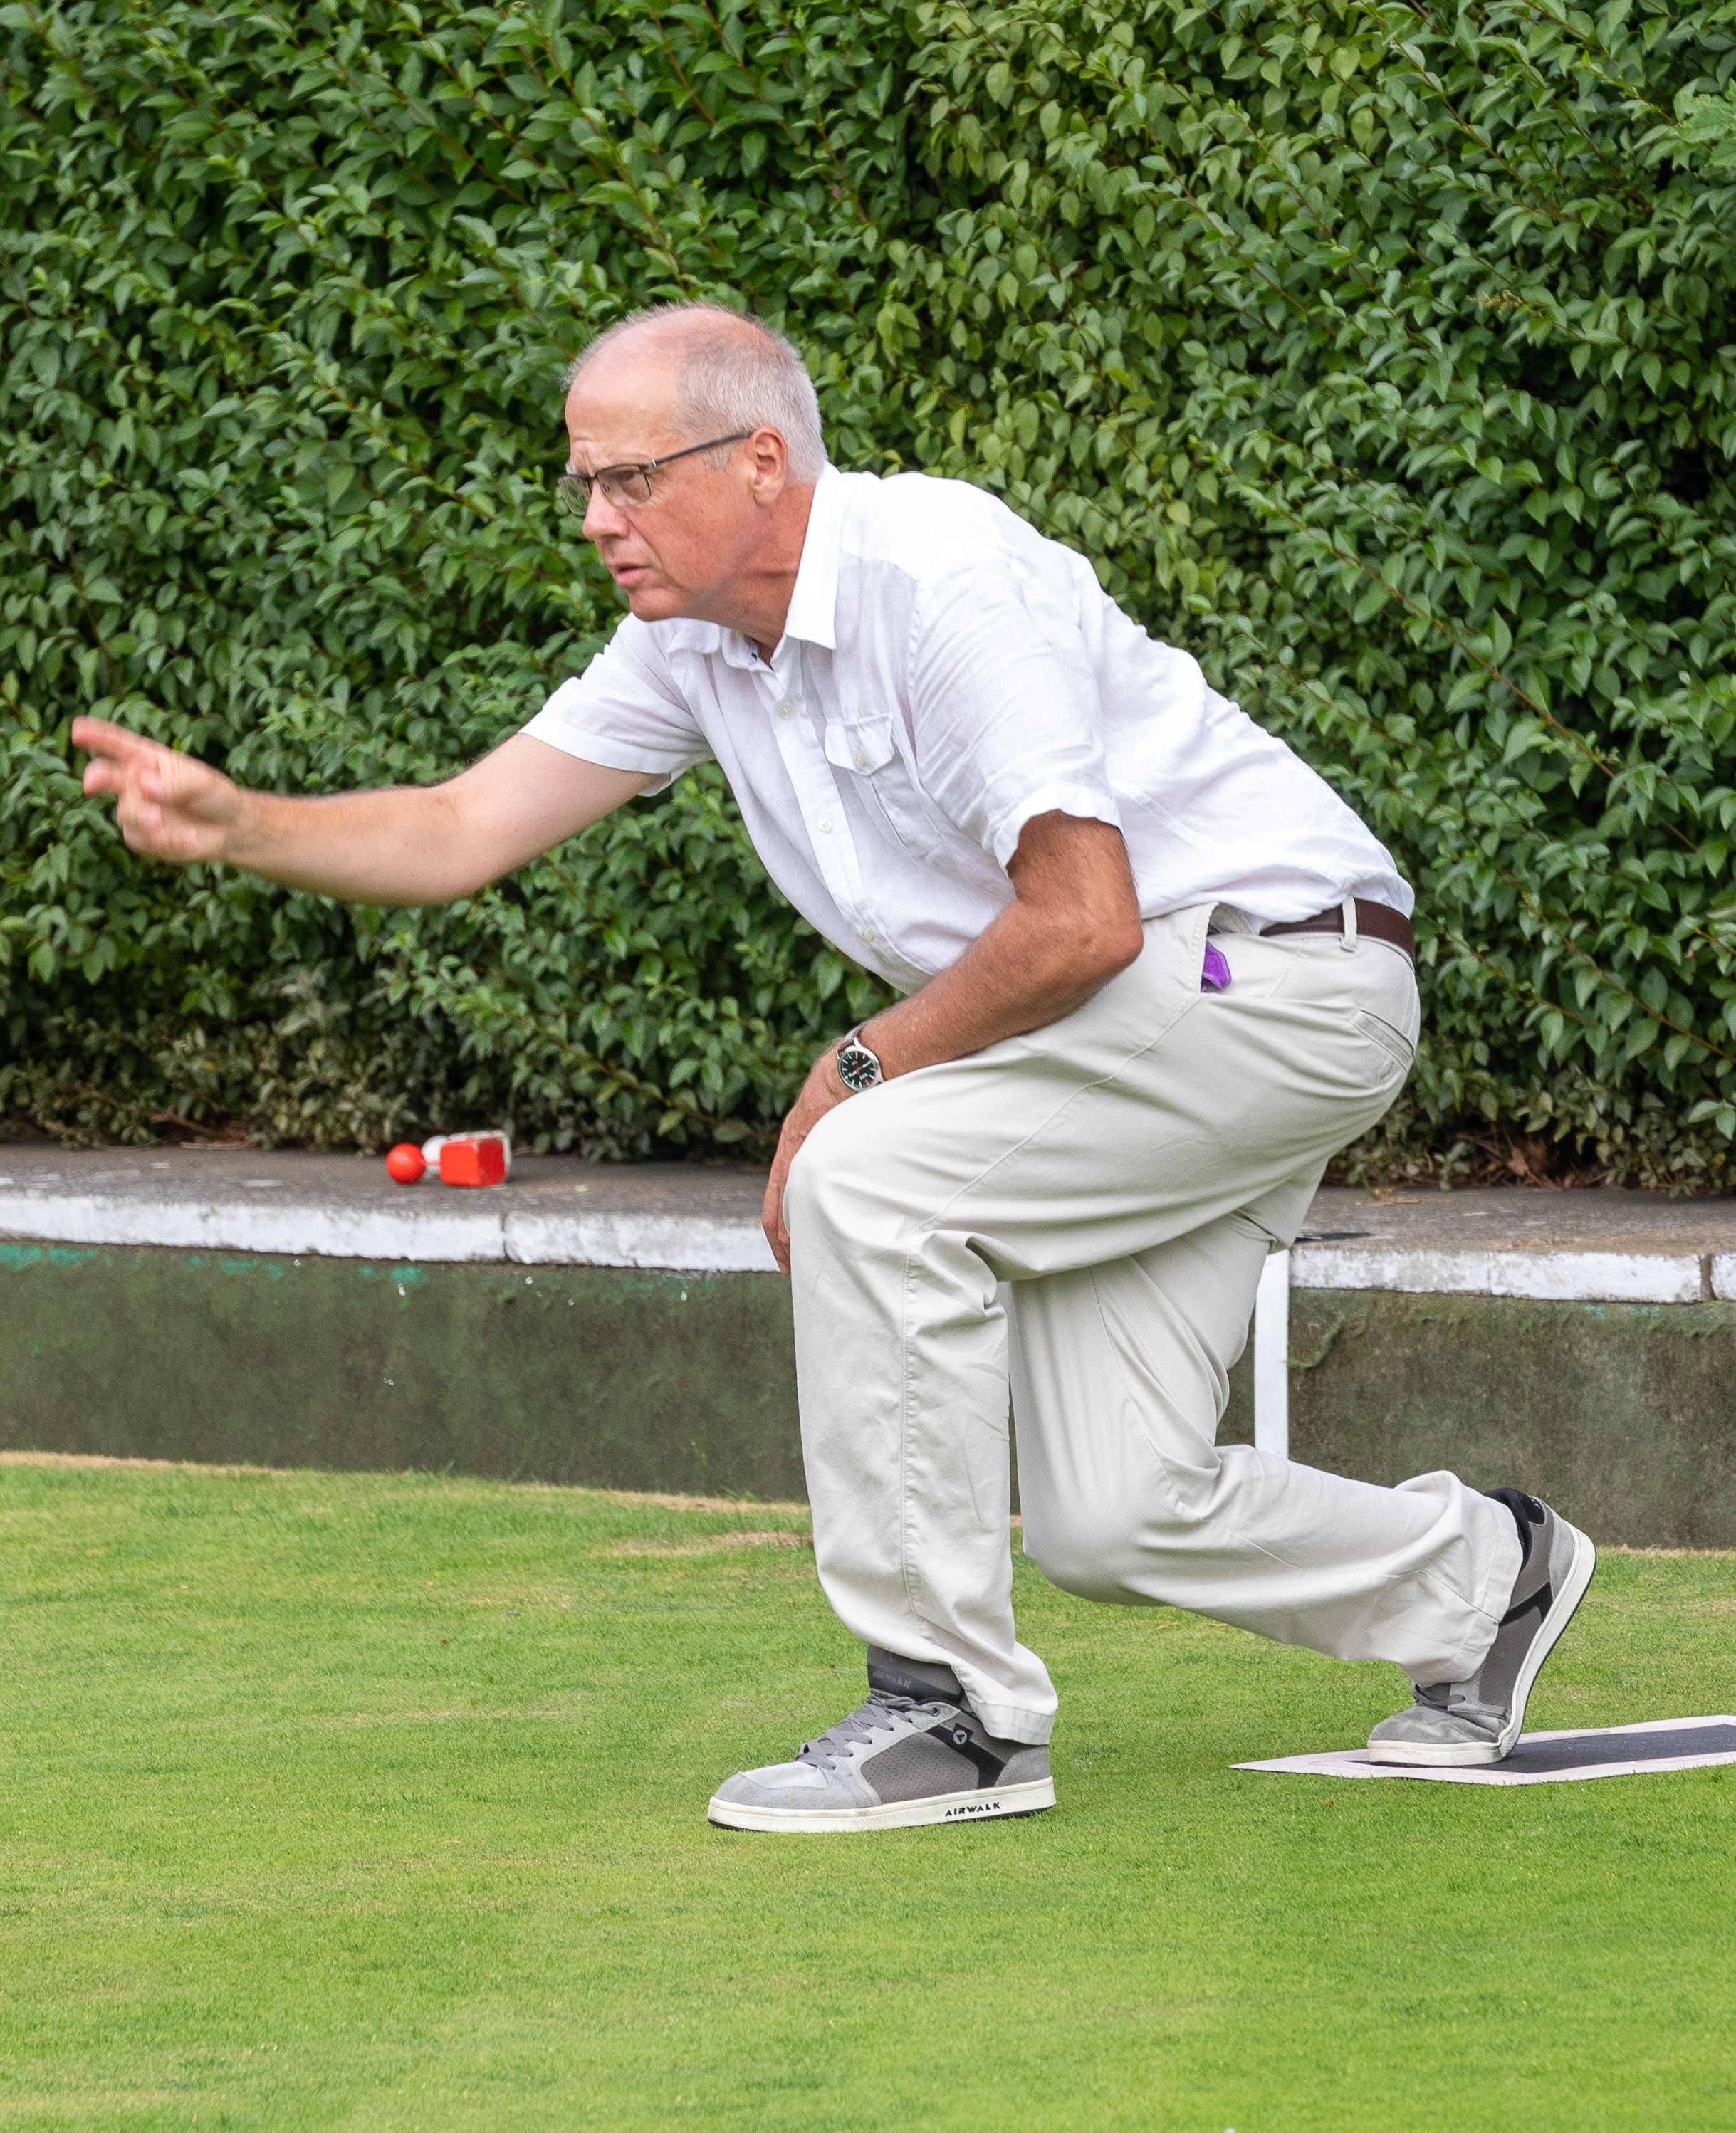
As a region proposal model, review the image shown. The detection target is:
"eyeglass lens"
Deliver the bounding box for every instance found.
[556,467,654,513]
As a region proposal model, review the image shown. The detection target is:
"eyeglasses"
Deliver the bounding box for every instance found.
[555,431,753,513]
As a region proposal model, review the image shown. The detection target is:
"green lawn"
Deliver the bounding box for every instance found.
[1,1455,1732,2132]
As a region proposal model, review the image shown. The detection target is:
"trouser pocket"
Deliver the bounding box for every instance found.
[1352,1006,1415,1074]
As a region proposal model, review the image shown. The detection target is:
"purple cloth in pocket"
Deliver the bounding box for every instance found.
[1201,941,1232,992]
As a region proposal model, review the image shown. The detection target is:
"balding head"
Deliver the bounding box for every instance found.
[567,304,826,481]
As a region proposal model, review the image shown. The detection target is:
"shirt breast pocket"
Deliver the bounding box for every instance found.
[824,719,899,778]
[823,718,953,865]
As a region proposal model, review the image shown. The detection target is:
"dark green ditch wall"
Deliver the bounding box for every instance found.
[1248,1290,1736,1551]
[4,1242,1733,1544]
[0,1242,806,1500]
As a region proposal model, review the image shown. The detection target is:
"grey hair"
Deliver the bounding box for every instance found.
[565,303,827,481]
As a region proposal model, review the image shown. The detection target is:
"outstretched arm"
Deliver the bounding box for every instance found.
[73,718,649,906]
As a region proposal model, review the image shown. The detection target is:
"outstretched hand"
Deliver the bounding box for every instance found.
[73,717,244,865]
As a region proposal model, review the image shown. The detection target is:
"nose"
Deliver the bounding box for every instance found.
[582,483,631,543]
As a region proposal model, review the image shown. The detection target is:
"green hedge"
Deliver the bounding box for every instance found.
[6,0,1736,1180]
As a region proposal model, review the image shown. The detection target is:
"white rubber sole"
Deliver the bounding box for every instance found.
[1370,1520,1597,1768]
[1370,1736,1507,1768]
[706,1776,1056,1833]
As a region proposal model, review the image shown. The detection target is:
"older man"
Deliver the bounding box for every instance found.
[77,301,1595,1833]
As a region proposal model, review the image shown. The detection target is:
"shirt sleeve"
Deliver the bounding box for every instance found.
[905,530,1121,870]
[519,617,711,792]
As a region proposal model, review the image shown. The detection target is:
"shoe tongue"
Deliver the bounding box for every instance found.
[866,1647,964,1708]
[1484,1487,1544,1568]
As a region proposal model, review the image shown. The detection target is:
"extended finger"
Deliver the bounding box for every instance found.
[85,750,169,807]
[71,716,167,766]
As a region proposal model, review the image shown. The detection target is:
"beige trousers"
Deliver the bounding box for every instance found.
[784,905,1522,1744]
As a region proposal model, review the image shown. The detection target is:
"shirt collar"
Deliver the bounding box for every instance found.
[778,464,845,652]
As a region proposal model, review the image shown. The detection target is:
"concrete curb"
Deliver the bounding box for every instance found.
[1288,1242,1712,1305]
[4,1152,1732,1296]
[0,1193,786,1274]
[0,1153,780,1274]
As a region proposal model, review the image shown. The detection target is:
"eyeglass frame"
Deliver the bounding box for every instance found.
[555,431,754,514]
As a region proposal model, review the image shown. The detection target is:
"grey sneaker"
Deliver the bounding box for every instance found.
[1368,1489,1596,1766]
[708,1647,1055,1832]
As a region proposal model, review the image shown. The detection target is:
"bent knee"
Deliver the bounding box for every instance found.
[1023,1457,1228,1601]
[782,1123,861,1242]
[1023,1509,1146,1604]
[785,1098,915,1247]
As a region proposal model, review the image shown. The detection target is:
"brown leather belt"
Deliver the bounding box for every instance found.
[1264,898,1415,962]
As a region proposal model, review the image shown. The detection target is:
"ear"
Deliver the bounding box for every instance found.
[746,424,790,504]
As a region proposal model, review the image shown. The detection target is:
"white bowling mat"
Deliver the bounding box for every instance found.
[1235,1714,1736,1786]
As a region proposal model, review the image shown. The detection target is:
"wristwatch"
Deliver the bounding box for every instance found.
[835,1025,885,1094]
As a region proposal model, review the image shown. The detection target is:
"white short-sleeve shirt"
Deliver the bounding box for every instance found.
[521,467,1412,993]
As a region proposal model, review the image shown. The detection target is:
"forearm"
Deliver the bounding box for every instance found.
[861,893,1143,1077]
[125,735,650,907]
[759,811,1142,1273]
[226,783,485,905]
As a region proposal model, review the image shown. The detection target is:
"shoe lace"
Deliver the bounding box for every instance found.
[797,1692,944,1772]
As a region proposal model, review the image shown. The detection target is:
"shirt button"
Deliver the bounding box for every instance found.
[817,817,833,834]
[854,749,867,769]
[777,702,795,720]
[859,926,875,943]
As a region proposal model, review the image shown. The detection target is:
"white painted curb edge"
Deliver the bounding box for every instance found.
[0,1190,782,1274]
[503,1210,778,1274]
[1291,1242,1708,1306]
[0,1190,1724,1295]
[0,1193,506,1264]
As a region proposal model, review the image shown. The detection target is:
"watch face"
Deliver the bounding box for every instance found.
[837,1042,881,1092]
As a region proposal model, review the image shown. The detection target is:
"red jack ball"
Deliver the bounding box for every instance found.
[385,1143,425,1185]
